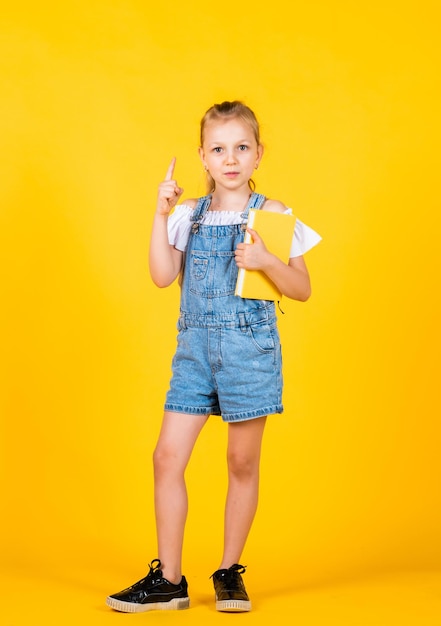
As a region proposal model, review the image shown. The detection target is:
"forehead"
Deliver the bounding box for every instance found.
[203,117,256,145]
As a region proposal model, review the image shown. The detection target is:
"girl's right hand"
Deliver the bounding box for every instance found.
[156,157,184,215]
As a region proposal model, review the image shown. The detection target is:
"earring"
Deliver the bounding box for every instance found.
[255,164,259,170]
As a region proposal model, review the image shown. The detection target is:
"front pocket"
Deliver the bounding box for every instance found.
[190,255,209,281]
[189,250,238,296]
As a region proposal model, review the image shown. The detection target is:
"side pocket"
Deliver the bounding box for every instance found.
[249,321,277,353]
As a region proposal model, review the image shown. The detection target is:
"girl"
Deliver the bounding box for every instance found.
[106,101,321,613]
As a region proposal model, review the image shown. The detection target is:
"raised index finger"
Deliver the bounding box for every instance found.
[164,157,176,181]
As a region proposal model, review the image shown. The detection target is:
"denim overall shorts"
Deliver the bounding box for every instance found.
[164,193,283,422]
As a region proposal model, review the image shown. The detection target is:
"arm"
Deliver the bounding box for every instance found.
[149,158,184,288]
[234,227,312,302]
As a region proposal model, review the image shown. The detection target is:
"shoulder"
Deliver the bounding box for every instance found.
[179,198,198,209]
[261,198,288,214]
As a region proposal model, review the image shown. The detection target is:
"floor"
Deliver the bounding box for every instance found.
[2,567,441,625]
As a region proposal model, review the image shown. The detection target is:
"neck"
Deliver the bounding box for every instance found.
[210,189,252,211]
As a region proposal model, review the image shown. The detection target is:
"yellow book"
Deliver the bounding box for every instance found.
[235,209,296,300]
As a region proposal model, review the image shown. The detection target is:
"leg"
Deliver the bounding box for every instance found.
[219,416,267,569]
[106,410,206,613]
[153,410,208,583]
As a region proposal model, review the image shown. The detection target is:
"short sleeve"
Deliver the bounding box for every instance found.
[284,208,321,257]
[290,219,322,257]
[167,204,193,251]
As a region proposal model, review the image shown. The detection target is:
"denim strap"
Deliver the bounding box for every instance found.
[241,192,266,218]
[240,192,266,230]
[190,195,212,233]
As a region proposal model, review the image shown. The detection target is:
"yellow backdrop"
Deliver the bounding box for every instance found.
[1,0,440,617]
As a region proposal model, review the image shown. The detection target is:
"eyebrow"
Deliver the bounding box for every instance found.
[208,139,252,146]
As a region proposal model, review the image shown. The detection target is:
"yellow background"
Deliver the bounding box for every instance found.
[1,1,440,624]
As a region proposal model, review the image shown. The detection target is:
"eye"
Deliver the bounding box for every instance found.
[212,146,223,153]
[238,145,248,151]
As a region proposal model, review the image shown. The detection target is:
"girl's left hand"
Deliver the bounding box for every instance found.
[234,228,271,270]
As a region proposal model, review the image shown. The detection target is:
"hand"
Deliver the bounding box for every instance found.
[156,157,184,215]
[235,228,271,270]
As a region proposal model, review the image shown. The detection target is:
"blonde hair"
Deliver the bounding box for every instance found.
[200,101,261,193]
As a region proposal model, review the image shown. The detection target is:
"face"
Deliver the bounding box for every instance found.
[199,117,263,191]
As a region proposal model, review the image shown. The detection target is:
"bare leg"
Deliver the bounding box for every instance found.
[218,416,267,569]
[153,411,208,583]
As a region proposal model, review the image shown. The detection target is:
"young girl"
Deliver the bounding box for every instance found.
[106,101,321,613]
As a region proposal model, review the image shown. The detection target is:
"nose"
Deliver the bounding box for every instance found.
[225,150,237,165]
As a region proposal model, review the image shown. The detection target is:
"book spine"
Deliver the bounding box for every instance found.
[235,210,255,296]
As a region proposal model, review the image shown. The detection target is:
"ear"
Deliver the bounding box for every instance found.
[255,143,264,168]
[198,146,207,170]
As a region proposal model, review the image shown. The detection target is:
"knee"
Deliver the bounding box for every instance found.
[153,444,179,479]
[227,451,258,482]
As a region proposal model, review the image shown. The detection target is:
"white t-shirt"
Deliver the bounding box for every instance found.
[168,204,322,258]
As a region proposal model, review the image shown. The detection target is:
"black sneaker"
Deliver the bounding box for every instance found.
[211,564,251,612]
[106,559,189,613]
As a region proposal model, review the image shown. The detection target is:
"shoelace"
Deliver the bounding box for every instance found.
[147,559,163,581]
[212,563,247,589]
[131,559,163,589]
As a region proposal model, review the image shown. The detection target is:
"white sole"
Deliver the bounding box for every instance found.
[216,598,251,612]
[106,596,190,613]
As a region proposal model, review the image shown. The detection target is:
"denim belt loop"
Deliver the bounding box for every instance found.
[179,314,187,330]
[239,313,247,332]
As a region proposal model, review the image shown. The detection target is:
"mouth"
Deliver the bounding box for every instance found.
[224,171,239,178]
